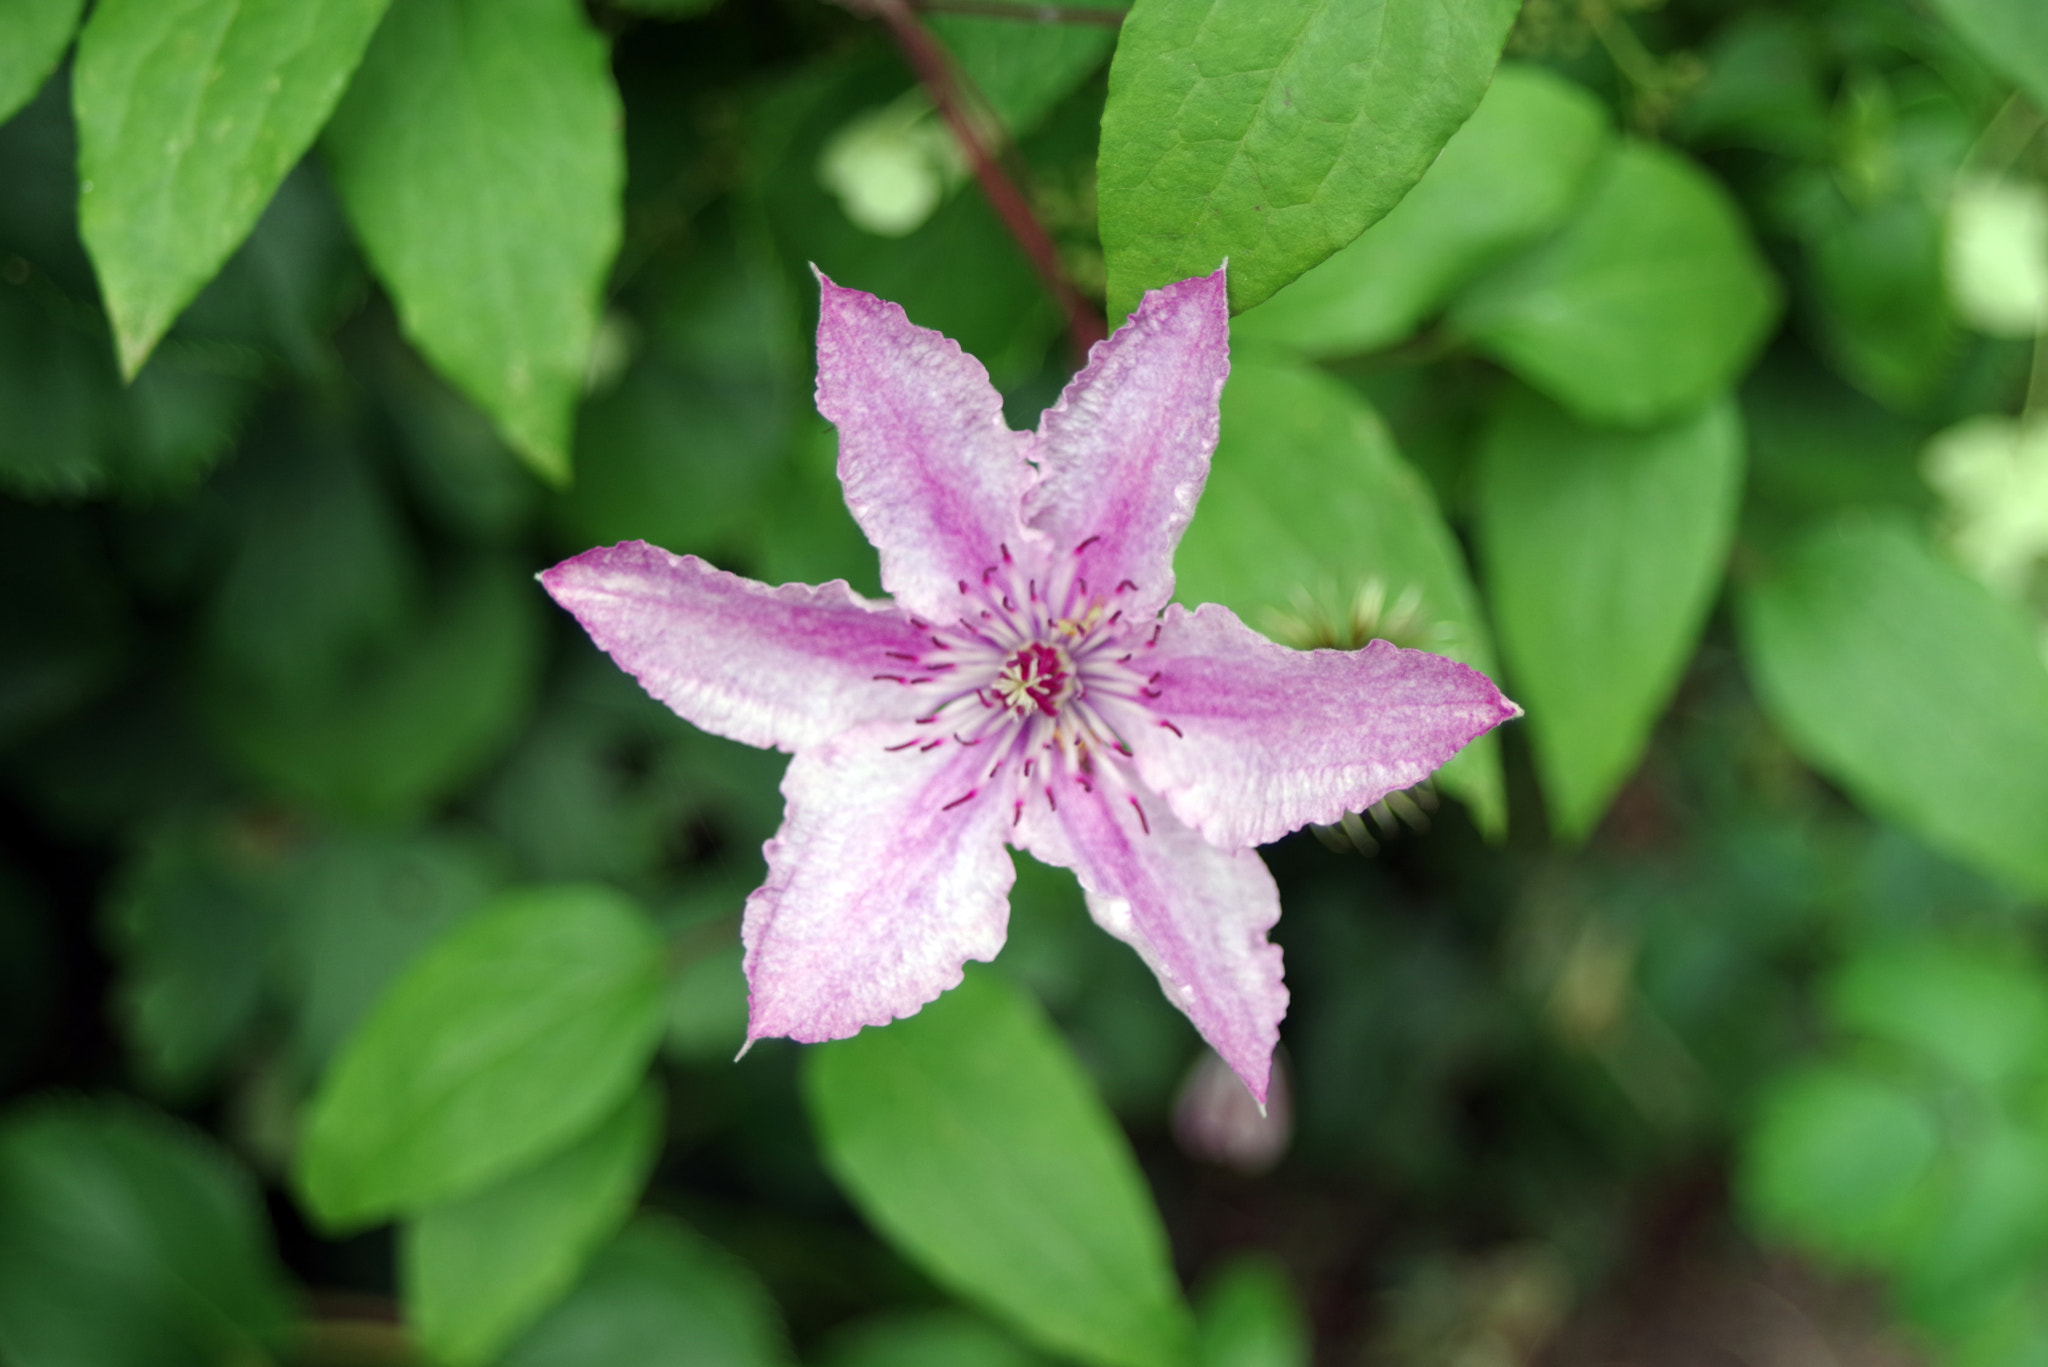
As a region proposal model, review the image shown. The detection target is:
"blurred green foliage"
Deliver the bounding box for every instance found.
[2,0,2048,1363]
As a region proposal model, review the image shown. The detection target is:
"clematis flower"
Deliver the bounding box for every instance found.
[541,268,1518,1102]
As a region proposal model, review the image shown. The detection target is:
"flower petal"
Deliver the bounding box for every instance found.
[814,274,1038,622]
[541,541,936,752]
[1016,774,1285,1104]
[1122,603,1522,848]
[1025,270,1230,619]
[744,723,1018,1044]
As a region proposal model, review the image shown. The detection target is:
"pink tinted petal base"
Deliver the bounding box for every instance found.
[743,722,1018,1045]
[1124,603,1524,849]
[814,275,1038,621]
[1025,270,1230,619]
[1017,777,1285,1105]
[540,542,933,753]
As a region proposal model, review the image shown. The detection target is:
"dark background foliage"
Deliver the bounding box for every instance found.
[4,0,2048,1363]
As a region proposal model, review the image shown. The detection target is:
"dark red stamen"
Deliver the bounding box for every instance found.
[1129,797,1149,833]
[1075,535,1101,553]
[885,739,919,751]
[943,791,977,811]
[1158,720,1183,738]
[1116,579,1138,593]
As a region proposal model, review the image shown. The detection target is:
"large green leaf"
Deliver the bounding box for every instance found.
[501,1216,791,1367]
[1738,517,2048,899]
[1451,140,1779,427]
[1739,1064,1942,1266]
[0,0,82,127]
[1475,389,1744,841]
[1097,0,1521,320]
[322,0,622,483]
[1827,947,2048,1096]
[72,0,391,376]
[1925,0,2048,114]
[295,884,666,1229]
[0,1100,291,1367]
[805,968,1194,1367]
[405,1083,664,1367]
[1176,350,1507,836]
[1233,64,1610,358]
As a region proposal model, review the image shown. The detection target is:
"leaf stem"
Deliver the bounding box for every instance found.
[838,0,1109,363]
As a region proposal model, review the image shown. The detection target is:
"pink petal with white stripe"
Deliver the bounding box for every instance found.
[541,542,933,752]
[814,275,1038,621]
[743,722,1018,1045]
[1124,603,1523,849]
[1025,269,1230,619]
[1016,777,1285,1105]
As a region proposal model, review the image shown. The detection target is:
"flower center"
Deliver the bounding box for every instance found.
[992,641,1075,717]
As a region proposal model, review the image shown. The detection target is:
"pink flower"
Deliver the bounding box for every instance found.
[541,269,1518,1103]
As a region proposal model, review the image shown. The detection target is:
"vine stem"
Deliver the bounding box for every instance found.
[837,0,1109,362]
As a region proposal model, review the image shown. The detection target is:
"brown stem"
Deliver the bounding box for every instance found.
[840,0,1109,363]
[908,0,1126,23]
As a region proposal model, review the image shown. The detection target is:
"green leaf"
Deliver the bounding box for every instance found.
[1739,1064,1941,1267]
[0,282,256,501]
[1827,946,2048,1095]
[322,0,622,482]
[1176,350,1507,836]
[206,556,544,822]
[405,1083,665,1367]
[1196,1254,1310,1367]
[280,830,505,1076]
[1807,195,1956,413]
[1475,388,1744,841]
[501,1215,791,1367]
[819,1309,1052,1367]
[72,0,391,376]
[928,10,1120,139]
[0,0,82,128]
[1737,517,2048,900]
[0,1099,291,1367]
[1924,0,2048,114]
[104,816,289,1096]
[1097,0,1521,321]
[1451,140,1779,428]
[1899,1119,2048,1316]
[558,363,792,564]
[804,968,1195,1367]
[1233,64,1610,358]
[295,883,666,1229]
